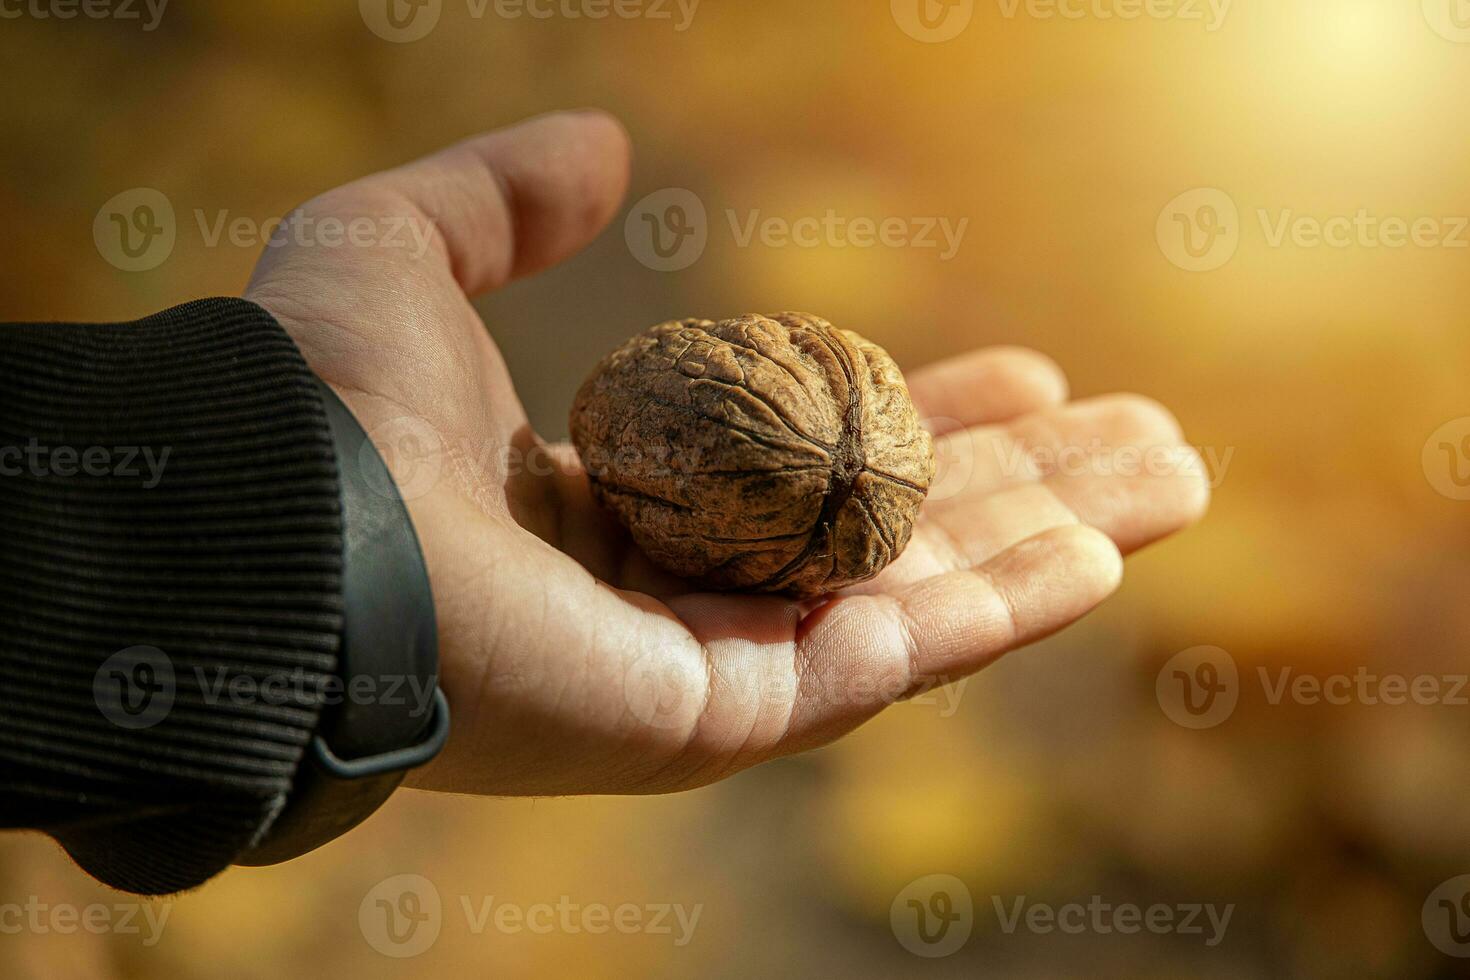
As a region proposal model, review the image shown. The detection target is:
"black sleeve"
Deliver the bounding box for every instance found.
[0,297,444,895]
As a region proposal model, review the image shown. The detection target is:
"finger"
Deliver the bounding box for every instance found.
[914,440,1208,568]
[780,525,1122,752]
[872,396,1205,585]
[843,482,1074,592]
[1041,444,1210,553]
[907,346,1069,435]
[913,482,1081,570]
[929,393,1187,499]
[246,111,632,485]
[278,109,632,298]
[381,110,631,295]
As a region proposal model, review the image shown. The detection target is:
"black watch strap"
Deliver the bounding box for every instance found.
[241,380,447,865]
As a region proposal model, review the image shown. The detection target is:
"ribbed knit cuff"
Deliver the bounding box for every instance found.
[0,298,345,894]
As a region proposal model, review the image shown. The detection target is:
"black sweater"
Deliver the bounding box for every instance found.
[0,298,441,895]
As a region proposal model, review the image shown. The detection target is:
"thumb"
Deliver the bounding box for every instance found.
[243,110,632,512]
[370,108,634,296]
[249,108,633,302]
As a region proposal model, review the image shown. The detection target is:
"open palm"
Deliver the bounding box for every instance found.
[245,111,1208,797]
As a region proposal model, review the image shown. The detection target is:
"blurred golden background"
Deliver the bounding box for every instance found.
[4,0,1470,976]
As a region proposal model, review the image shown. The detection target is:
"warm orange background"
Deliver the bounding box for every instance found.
[4,1,1470,976]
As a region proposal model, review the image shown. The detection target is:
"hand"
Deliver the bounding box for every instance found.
[245,110,1209,797]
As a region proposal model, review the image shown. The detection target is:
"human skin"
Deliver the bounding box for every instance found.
[245,110,1209,797]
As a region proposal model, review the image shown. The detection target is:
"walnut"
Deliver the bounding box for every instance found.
[570,313,933,597]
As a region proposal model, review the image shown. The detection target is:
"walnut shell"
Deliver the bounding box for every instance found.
[570,313,933,597]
